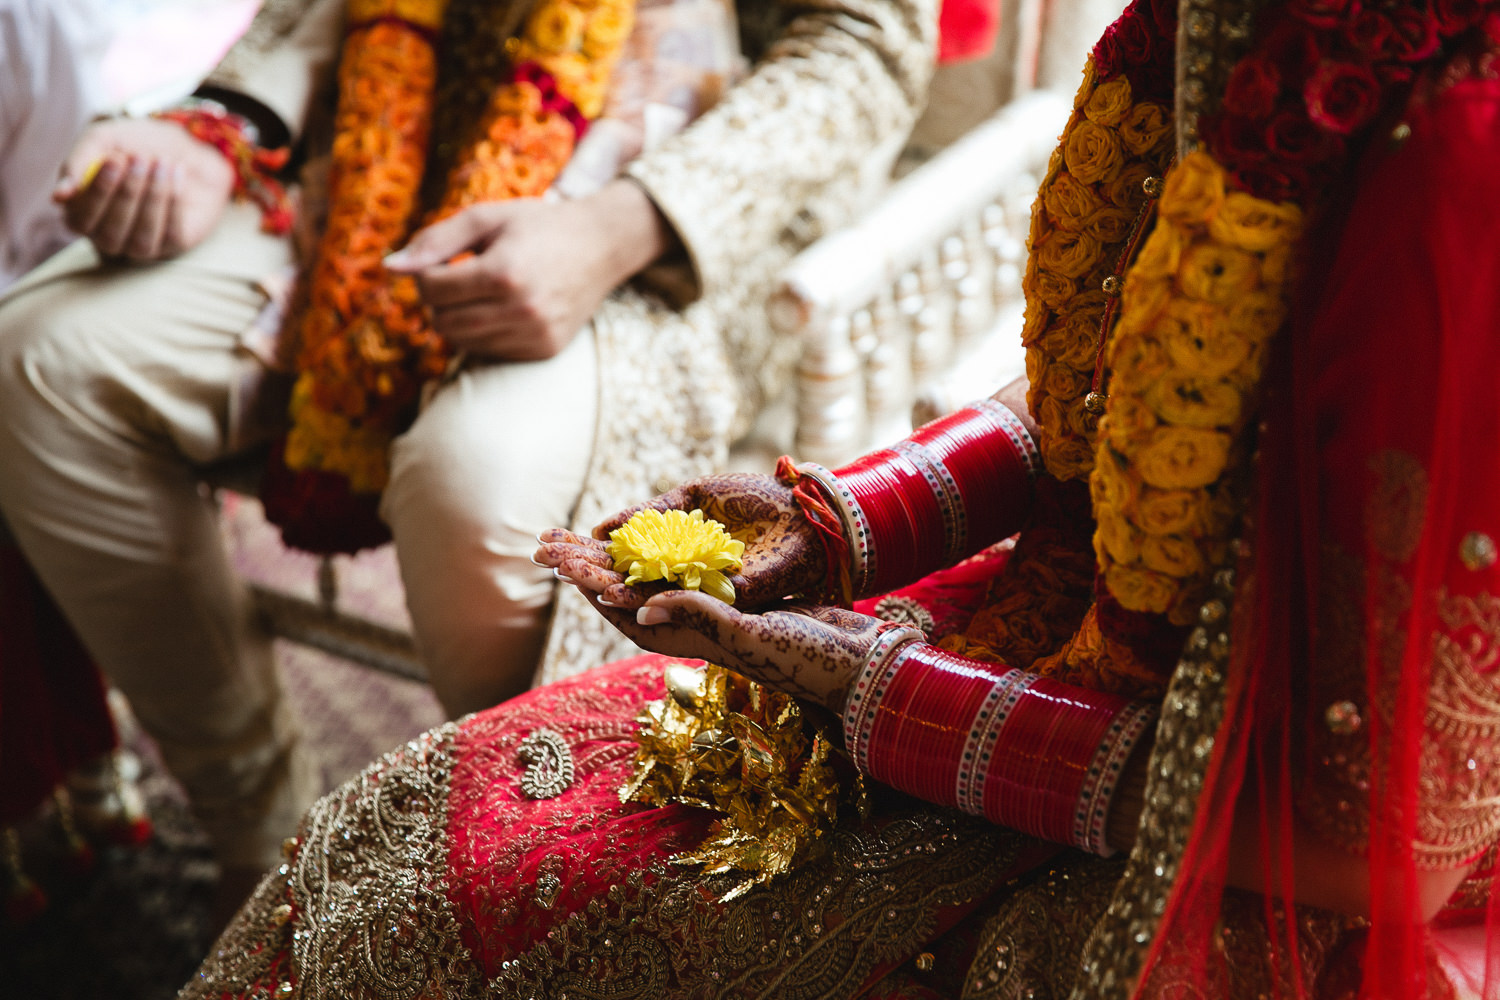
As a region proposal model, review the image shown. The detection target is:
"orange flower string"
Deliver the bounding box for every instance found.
[264,0,638,553]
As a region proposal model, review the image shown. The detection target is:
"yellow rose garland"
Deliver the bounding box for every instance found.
[1091,151,1303,624]
[1021,59,1176,484]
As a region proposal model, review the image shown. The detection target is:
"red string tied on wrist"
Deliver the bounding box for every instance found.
[156,107,294,236]
[775,455,854,606]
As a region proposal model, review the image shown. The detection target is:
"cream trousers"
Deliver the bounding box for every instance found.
[0,203,599,866]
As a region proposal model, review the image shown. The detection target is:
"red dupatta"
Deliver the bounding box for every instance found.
[1130,14,1500,1000]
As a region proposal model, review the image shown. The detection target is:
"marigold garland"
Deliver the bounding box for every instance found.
[265,0,637,553]
[1020,59,1176,486]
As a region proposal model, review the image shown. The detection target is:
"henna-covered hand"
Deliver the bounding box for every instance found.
[535,472,830,611]
[558,576,886,710]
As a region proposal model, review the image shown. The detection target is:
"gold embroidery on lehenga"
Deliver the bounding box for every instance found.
[1418,589,1500,867]
[964,855,1126,999]
[486,814,1032,999]
[180,723,471,1000]
[1138,892,1351,997]
[1299,443,1500,869]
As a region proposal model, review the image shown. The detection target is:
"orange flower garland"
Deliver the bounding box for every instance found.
[1021,58,1176,485]
[266,0,636,553]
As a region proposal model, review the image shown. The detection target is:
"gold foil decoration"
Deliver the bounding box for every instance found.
[621,663,863,900]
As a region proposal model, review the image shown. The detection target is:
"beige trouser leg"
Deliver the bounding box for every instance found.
[0,203,313,868]
[382,328,599,718]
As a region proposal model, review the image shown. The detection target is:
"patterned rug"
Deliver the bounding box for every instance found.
[1,496,444,1000]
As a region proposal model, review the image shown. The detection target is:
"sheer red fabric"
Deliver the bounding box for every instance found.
[1141,67,1500,999]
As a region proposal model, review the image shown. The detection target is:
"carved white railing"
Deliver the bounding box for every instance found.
[769,89,1070,467]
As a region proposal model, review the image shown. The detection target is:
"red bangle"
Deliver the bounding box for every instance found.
[845,641,1156,855]
[156,106,293,235]
[830,401,1039,596]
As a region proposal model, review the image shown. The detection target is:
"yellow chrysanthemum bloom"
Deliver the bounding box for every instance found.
[608,508,746,604]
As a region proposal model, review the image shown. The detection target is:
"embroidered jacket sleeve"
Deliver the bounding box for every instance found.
[1294,74,1500,870]
[625,0,938,305]
[201,0,345,142]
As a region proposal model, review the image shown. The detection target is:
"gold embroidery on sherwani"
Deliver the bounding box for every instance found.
[485,815,1031,999]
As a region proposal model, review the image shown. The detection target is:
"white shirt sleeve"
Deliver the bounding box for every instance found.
[0,0,109,291]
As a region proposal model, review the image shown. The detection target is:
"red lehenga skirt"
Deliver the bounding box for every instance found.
[181,547,1079,1000]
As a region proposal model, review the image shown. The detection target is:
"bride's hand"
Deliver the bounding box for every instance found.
[542,556,886,710]
[534,472,830,610]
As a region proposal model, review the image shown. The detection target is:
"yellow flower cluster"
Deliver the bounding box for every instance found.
[607,508,746,604]
[1091,151,1303,623]
[347,0,447,29]
[1022,60,1176,483]
[513,0,636,118]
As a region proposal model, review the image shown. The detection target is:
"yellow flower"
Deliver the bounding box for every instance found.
[1085,206,1136,243]
[1178,241,1259,304]
[1105,333,1170,394]
[1044,361,1091,402]
[1083,77,1134,127]
[1104,564,1177,614]
[1118,272,1171,329]
[527,1,587,53]
[1223,290,1287,344]
[1043,433,1097,481]
[1032,268,1078,309]
[1144,373,1243,429]
[1118,101,1172,156]
[1036,229,1103,280]
[1064,120,1126,186]
[394,0,447,29]
[608,508,746,604]
[1207,191,1303,253]
[1075,57,1099,110]
[1139,533,1204,578]
[1042,312,1104,369]
[1095,506,1142,564]
[1160,152,1225,226]
[1037,393,1072,441]
[1136,488,1204,535]
[582,3,634,59]
[1130,220,1183,281]
[1043,172,1105,228]
[1021,299,1049,346]
[1135,426,1231,490]
[1101,393,1158,447]
[1161,309,1251,378]
[1090,453,1138,512]
[1105,160,1154,209]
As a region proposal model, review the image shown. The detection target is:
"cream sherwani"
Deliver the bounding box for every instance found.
[0,0,936,866]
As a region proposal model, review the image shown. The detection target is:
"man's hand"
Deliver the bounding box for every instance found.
[54,117,235,261]
[385,178,675,361]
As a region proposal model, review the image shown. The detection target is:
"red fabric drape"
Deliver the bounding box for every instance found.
[1143,68,1500,999]
[0,541,116,827]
